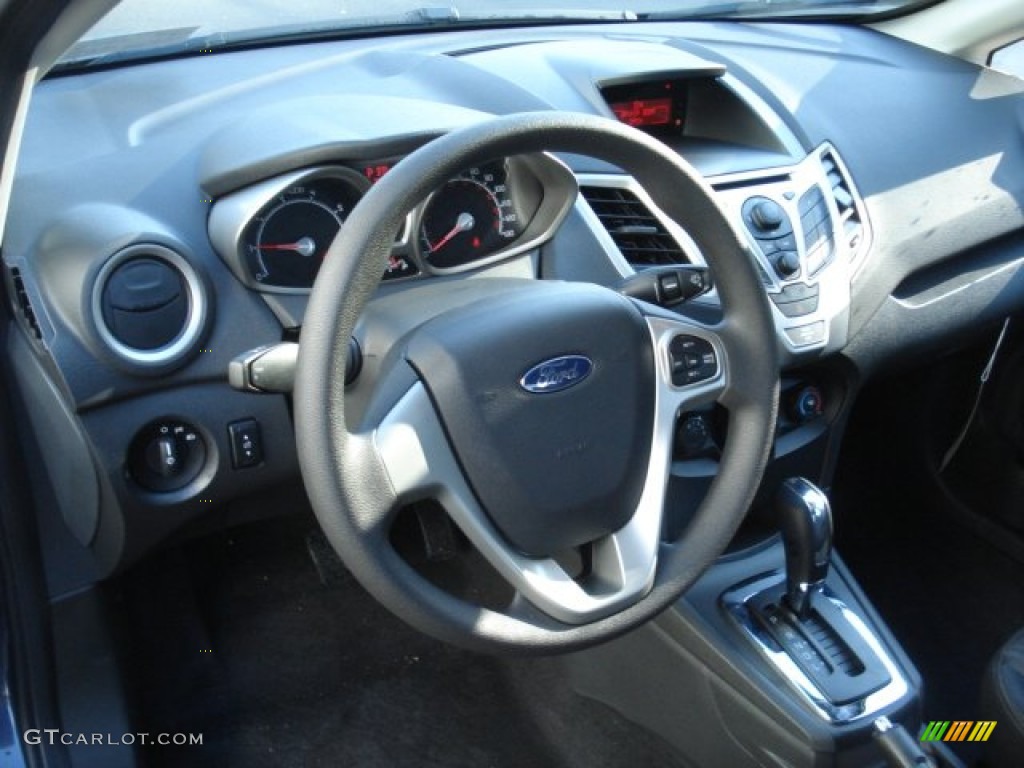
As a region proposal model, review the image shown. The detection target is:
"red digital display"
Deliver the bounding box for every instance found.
[610,97,673,128]
[363,162,393,184]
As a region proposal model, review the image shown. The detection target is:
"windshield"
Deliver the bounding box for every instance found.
[57,0,941,71]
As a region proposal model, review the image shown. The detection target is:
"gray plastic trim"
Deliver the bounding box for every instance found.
[718,72,805,159]
[89,243,207,368]
[722,571,910,725]
[373,314,726,625]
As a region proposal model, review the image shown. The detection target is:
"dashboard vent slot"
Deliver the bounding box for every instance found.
[9,267,43,341]
[579,186,688,267]
[821,151,865,262]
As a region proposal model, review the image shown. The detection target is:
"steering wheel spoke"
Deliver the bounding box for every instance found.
[374,380,658,624]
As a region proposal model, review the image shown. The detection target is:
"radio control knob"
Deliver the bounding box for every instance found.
[750,200,785,232]
[775,251,801,278]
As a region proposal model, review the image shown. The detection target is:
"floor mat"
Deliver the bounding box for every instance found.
[832,368,1024,765]
[115,513,690,768]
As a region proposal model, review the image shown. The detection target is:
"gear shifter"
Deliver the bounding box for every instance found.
[729,477,893,710]
[776,477,833,620]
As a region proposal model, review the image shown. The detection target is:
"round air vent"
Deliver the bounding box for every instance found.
[92,244,207,368]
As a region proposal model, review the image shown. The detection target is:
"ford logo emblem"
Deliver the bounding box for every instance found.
[519,355,593,394]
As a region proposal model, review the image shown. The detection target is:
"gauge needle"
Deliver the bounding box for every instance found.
[428,212,475,253]
[258,236,316,258]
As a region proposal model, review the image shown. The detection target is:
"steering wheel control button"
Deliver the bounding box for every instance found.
[228,419,263,469]
[784,321,827,348]
[676,412,713,458]
[128,419,206,493]
[669,335,718,386]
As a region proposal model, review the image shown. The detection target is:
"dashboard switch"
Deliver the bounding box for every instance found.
[784,322,826,348]
[229,342,298,393]
[619,266,711,307]
[750,200,785,232]
[128,419,206,493]
[228,419,263,469]
[743,196,792,237]
[775,296,819,317]
[774,251,801,278]
[788,385,825,424]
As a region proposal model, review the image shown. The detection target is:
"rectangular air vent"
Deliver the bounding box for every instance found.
[9,267,43,341]
[821,150,866,264]
[579,186,689,267]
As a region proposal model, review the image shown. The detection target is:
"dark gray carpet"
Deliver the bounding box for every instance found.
[832,362,1024,767]
[115,514,689,768]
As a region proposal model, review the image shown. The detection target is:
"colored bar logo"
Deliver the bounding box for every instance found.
[921,721,997,743]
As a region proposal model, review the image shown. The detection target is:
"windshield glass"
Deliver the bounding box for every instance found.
[58,0,940,70]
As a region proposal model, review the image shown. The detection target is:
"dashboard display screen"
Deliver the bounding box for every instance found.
[601,79,687,138]
[611,97,673,128]
[362,161,394,184]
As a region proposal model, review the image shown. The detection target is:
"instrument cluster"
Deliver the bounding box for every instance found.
[208,154,578,293]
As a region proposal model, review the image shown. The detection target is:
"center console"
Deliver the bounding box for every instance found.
[561,478,938,768]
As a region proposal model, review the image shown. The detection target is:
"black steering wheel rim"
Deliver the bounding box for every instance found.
[295,111,778,654]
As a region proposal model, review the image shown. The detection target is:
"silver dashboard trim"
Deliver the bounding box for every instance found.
[722,571,910,724]
[411,153,580,277]
[207,165,380,295]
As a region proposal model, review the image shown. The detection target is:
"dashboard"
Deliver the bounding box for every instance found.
[5,20,1024,584]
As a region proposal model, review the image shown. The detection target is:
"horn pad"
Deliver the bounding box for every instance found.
[405,283,655,557]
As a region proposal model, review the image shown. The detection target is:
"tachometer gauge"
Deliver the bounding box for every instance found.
[242,173,364,289]
[419,161,522,270]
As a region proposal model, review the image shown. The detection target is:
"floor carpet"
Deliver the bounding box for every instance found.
[114,513,690,768]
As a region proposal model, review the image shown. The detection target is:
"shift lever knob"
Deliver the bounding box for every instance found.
[776,477,833,619]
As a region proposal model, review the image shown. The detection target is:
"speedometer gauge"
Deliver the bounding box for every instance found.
[419,161,522,270]
[242,172,364,289]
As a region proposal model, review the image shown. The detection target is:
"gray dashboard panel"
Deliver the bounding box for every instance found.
[4,19,1024,570]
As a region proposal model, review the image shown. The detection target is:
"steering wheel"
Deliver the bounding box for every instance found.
[295,112,778,654]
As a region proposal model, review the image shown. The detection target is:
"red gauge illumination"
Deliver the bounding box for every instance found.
[611,97,673,128]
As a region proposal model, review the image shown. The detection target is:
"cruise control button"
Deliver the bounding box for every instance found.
[669,335,718,386]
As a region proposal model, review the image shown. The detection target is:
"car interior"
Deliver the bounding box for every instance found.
[1,0,1024,766]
